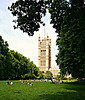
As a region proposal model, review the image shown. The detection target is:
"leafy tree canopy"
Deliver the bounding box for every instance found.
[8,0,50,36]
[45,71,53,79]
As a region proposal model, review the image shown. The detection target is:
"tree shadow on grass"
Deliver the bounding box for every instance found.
[33,81,85,100]
[65,80,85,85]
[63,81,85,91]
[33,92,84,100]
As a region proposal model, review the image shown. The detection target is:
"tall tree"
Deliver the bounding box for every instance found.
[0,35,9,79]
[49,0,85,78]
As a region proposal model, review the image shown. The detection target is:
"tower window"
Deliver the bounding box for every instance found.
[41,50,46,55]
[41,61,46,66]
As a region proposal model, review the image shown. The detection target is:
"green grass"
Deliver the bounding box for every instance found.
[0,80,85,100]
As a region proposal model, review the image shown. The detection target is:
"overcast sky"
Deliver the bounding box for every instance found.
[0,0,59,68]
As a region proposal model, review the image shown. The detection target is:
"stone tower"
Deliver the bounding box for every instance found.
[38,34,51,73]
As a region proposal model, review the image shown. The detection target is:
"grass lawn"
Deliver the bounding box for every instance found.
[0,80,85,100]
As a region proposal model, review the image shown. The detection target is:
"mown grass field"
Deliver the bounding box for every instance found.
[0,80,85,100]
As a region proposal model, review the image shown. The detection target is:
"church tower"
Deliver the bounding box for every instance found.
[38,34,51,73]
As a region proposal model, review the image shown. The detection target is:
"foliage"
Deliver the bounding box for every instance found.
[23,73,32,79]
[70,77,77,80]
[49,0,85,78]
[0,36,9,79]
[0,35,40,79]
[43,74,46,79]
[56,75,61,80]
[8,0,49,36]
[63,76,67,80]
[37,71,43,79]
[45,71,53,79]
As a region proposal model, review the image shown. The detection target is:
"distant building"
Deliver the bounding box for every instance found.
[38,34,60,78]
[38,34,51,73]
[49,66,60,78]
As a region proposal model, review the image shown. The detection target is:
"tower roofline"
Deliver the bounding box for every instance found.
[38,33,40,38]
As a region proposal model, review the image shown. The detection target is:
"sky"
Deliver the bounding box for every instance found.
[0,0,59,68]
